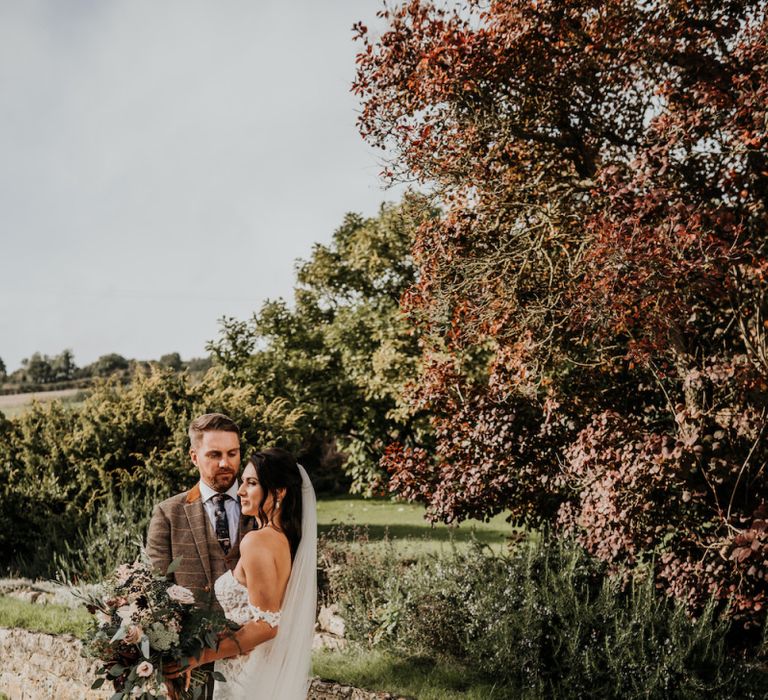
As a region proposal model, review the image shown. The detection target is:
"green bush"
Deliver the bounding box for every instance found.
[322,531,768,698]
[0,366,303,578]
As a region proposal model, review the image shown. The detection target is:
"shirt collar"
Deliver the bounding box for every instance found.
[199,479,240,504]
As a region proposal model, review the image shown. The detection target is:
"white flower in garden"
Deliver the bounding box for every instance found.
[131,685,144,697]
[166,585,195,604]
[124,625,143,645]
[136,661,154,677]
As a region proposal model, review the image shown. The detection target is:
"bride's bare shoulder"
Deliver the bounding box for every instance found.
[240,527,288,556]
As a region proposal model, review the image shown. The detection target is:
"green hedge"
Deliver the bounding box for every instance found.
[0,367,302,579]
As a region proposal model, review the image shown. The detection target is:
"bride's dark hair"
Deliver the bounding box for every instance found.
[249,448,303,559]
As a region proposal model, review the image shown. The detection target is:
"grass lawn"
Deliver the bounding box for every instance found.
[317,497,514,554]
[0,389,85,419]
[313,647,511,700]
[0,595,91,637]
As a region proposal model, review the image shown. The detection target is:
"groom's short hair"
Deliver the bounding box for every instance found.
[188,413,240,448]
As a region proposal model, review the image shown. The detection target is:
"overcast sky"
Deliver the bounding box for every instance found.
[0,0,403,372]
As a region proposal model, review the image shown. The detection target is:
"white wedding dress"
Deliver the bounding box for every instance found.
[212,465,317,700]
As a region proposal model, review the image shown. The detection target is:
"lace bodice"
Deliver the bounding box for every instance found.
[212,571,281,700]
[215,570,254,625]
[214,570,281,626]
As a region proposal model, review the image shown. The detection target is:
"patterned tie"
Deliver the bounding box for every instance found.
[212,494,231,554]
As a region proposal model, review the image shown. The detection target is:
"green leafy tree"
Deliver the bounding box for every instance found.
[15,350,77,384]
[159,352,183,372]
[185,356,213,375]
[22,353,54,384]
[51,349,76,381]
[0,356,6,381]
[209,196,434,493]
[86,353,130,378]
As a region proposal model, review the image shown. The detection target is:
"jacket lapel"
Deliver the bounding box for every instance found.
[184,484,212,587]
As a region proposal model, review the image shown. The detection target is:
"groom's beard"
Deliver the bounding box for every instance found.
[209,469,237,492]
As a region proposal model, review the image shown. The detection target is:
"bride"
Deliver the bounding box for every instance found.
[173,448,317,700]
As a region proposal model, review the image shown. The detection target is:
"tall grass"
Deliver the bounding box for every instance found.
[52,489,157,583]
[322,530,768,699]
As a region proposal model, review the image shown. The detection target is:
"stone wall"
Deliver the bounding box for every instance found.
[0,628,404,700]
[0,627,110,700]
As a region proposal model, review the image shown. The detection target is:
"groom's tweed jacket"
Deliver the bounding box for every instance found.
[146,484,250,602]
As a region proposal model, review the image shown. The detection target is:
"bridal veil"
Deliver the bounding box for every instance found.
[224,463,317,699]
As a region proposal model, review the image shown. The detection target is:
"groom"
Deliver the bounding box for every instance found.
[146,412,247,600]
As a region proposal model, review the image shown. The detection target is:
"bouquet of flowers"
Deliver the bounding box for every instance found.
[80,557,236,700]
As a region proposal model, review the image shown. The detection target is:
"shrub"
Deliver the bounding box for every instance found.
[0,366,303,578]
[323,531,768,698]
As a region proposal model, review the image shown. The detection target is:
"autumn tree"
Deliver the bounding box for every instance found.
[355,0,768,625]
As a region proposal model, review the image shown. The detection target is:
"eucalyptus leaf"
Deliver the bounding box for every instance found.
[110,625,127,643]
[108,664,126,677]
[166,556,184,575]
[91,677,105,689]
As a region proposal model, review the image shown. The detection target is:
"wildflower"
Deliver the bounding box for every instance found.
[146,622,179,651]
[136,661,154,677]
[166,585,195,604]
[124,625,143,645]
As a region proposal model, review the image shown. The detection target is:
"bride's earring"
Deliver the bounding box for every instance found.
[275,499,281,510]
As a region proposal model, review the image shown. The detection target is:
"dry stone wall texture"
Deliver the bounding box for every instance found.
[0,627,405,700]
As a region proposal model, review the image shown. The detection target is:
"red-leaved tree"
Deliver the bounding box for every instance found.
[355,0,768,627]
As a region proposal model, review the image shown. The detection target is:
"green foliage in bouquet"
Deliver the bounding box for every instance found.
[80,556,237,700]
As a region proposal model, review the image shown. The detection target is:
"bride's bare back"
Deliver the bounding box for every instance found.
[234,526,292,615]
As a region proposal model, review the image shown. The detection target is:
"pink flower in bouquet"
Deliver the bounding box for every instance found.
[124,625,143,644]
[136,661,154,677]
[166,585,195,604]
[167,618,181,634]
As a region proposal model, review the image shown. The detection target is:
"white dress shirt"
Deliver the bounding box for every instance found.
[199,479,241,546]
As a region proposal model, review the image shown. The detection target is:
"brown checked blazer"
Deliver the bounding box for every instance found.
[146,483,250,601]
